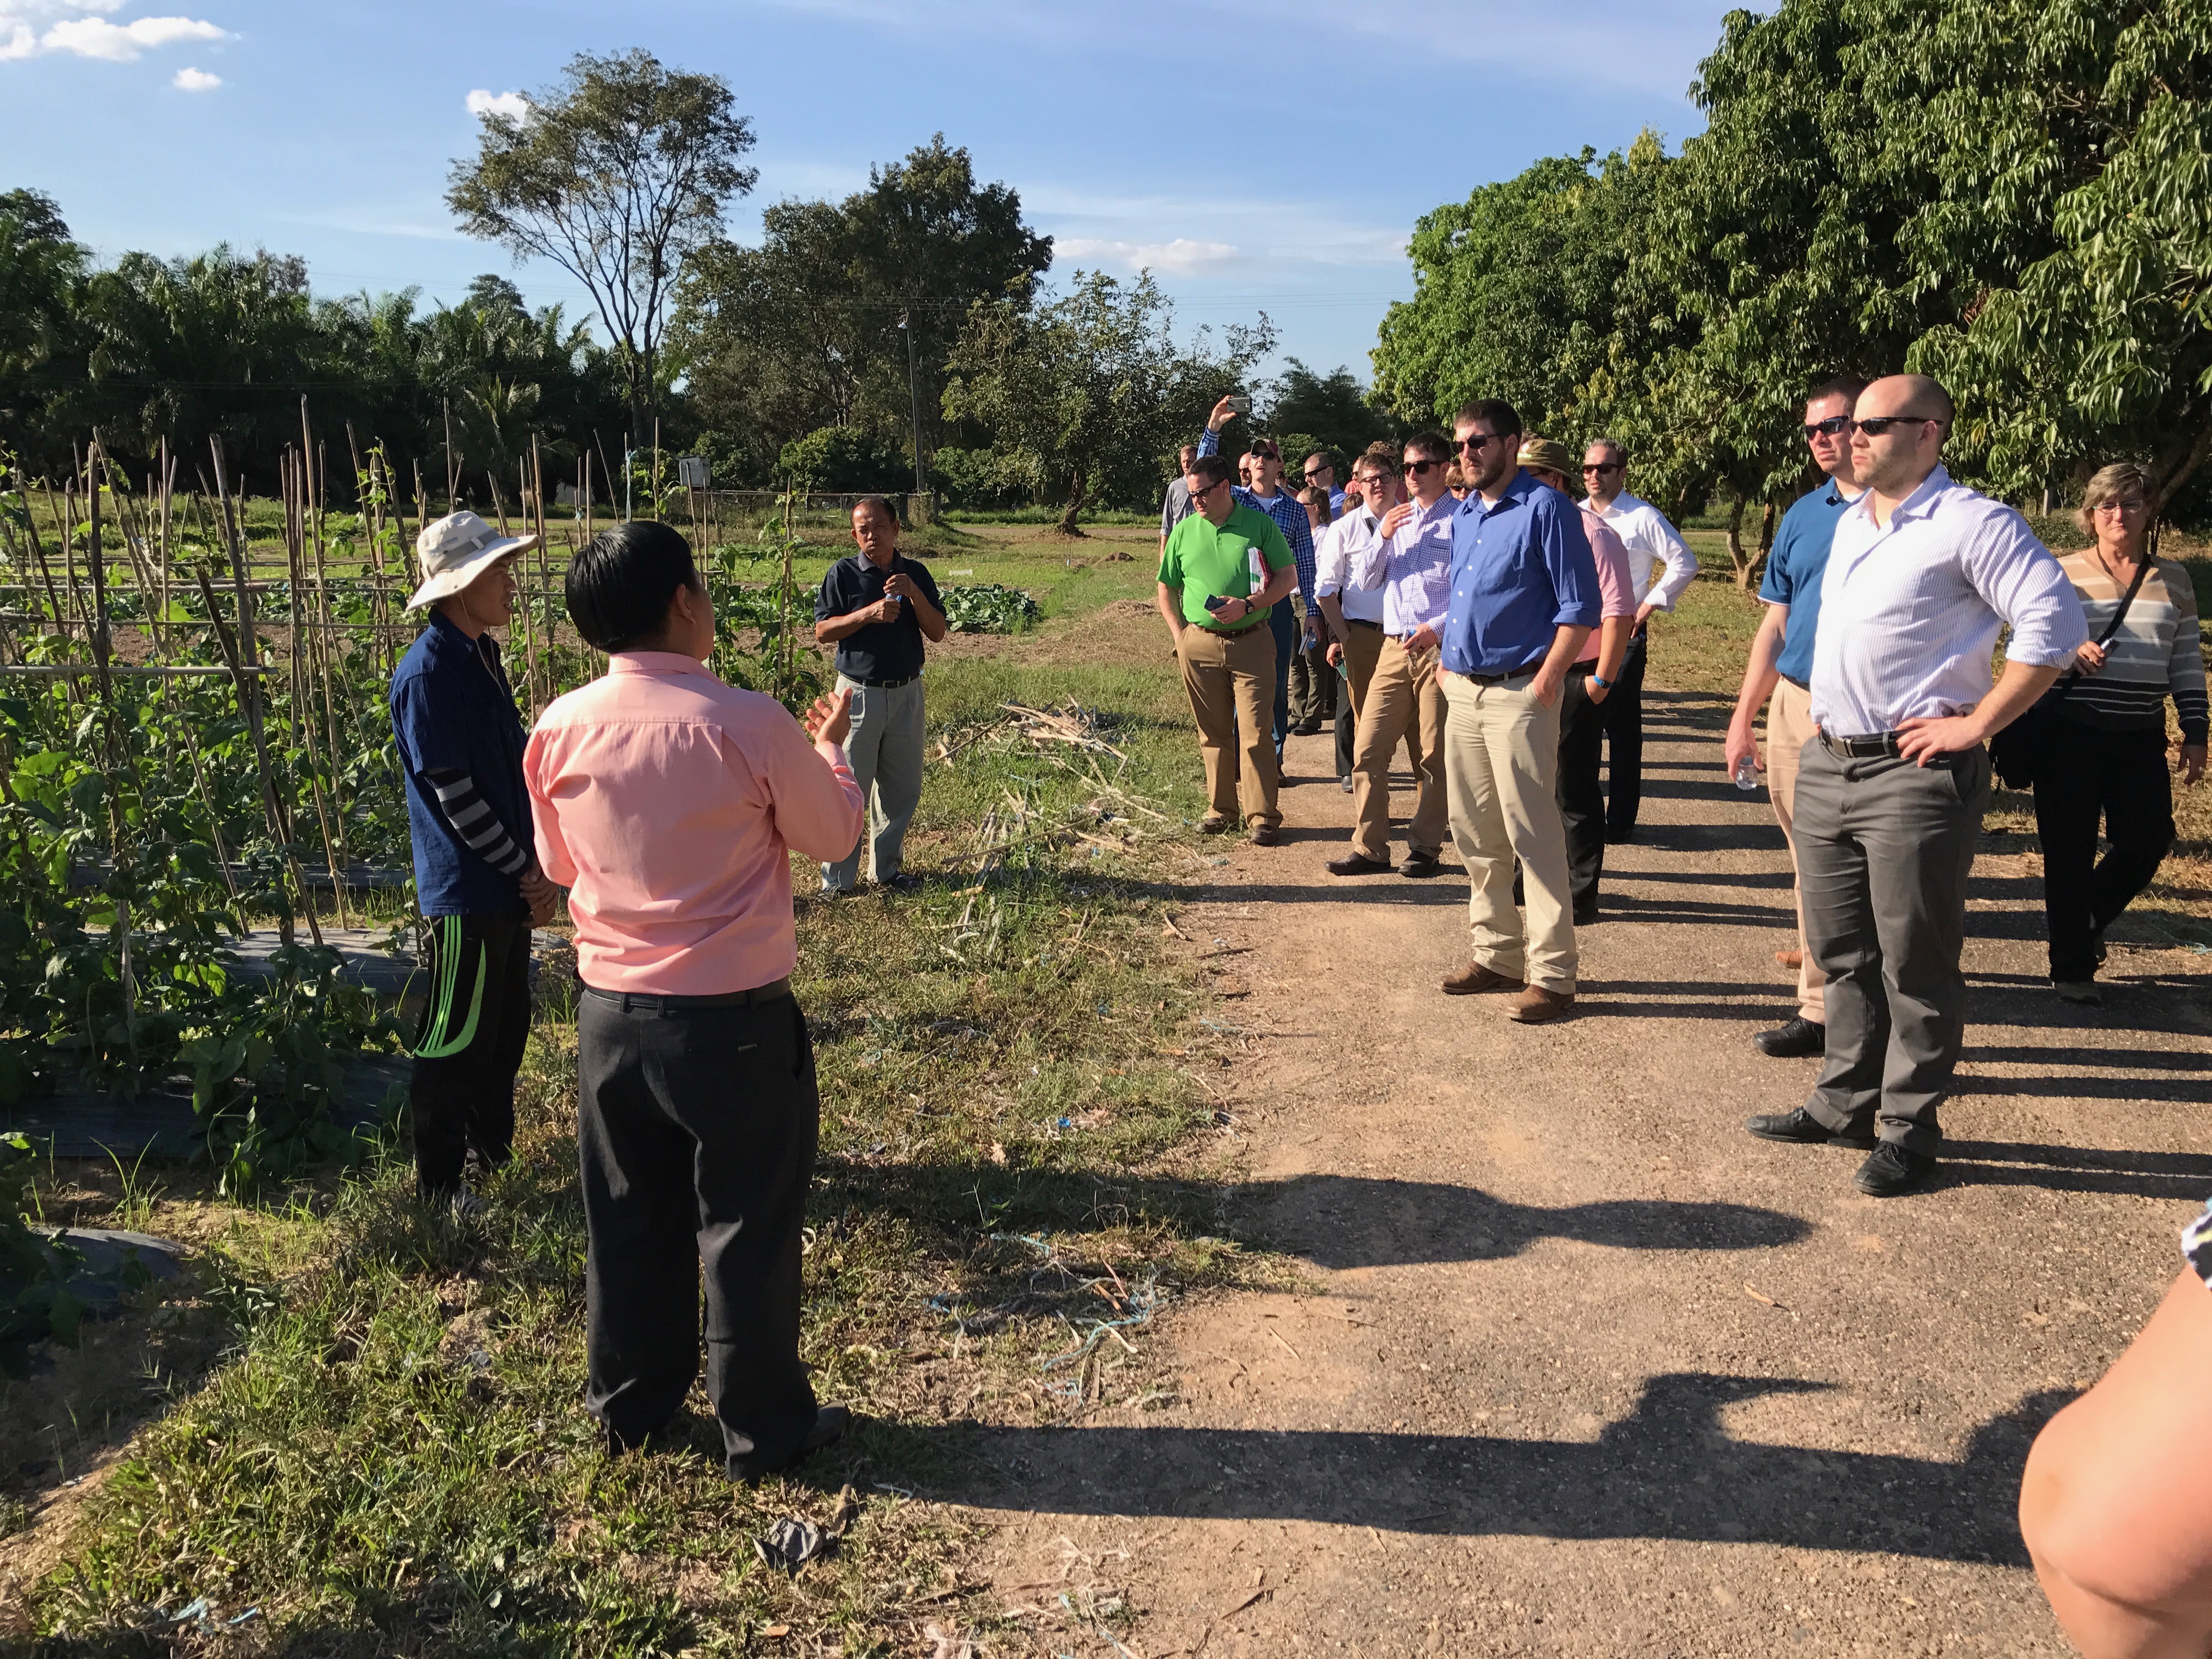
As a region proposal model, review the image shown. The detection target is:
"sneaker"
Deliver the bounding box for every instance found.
[450,1188,489,1223]
[1853,1141,1937,1197]
[1339,776,1354,794]
[877,871,923,893]
[2052,979,2102,1006]
[1506,984,1575,1024]
[1743,1107,1876,1148]
[1441,961,1523,996]
[1753,1016,1826,1058]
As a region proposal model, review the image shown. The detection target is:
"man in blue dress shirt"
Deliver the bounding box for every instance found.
[1434,399,1601,1025]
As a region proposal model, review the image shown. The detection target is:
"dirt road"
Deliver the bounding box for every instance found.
[946,685,2212,1656]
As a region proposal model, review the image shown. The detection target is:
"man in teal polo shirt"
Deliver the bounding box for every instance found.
[1157,452,1299,843]
[1724,375,1867,1060]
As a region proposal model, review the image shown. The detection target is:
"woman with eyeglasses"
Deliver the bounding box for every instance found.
[2028,462,2207,1003]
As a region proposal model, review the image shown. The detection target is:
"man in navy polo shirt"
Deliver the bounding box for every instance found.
[1434,399,1600,1025]
[1725,376,1869,1062]
[391,510,558,1210]
[814,496,946,893]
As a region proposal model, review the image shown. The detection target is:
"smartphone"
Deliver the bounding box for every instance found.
[1225,394,1252,416]
[1204,594,1229,612]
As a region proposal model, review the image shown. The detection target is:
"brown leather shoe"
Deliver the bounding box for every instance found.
[1441,961,1524,996]
[1775,949,1803,969]
[1506,984,1576,1024]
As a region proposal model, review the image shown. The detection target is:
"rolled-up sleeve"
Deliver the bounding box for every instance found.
[1544,500,1602,629]
[1642,508,1699,610]
[1973,515,2087,667]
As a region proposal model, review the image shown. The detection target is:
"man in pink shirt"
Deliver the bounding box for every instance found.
[1519,441,1636,923]
[525,520,865,1482]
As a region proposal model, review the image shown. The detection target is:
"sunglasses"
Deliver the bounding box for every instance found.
[1457,433,1510,454]
[1248,446,1279,460]
[1402,459,1440,475]
[1803,415,1851,439]
[1852,414,1939,436]
[1191,477,1227,497]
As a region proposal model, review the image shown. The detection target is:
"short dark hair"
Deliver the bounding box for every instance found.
[1304,450,1335,471]
[1405,430,1452,466]
[566,520,699,652]
[1809,375,1869,409]
[1187,453,1233,490]
[851,494,898,527]
[1453,399,1523,439]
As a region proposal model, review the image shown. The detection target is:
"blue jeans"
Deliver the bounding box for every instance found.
[1268,602,1295,755]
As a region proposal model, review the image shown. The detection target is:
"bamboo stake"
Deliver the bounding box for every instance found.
[82,445,136,1021]
[282,452,350,930]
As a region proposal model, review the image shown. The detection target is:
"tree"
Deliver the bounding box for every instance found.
[0,189,89,471]
[672,136,1052,481]
[1265,359,1399,459]
[447,49,758,448]
[942,270,1272,535]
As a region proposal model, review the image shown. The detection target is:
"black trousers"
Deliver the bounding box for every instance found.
[1268,601,1296,754]
[1600,630,1649,837]
[2032,718,2175,983]
[1288,627,1336,728]
[577,986,820,1480]
[1556,667,1609,917]
[409,909,531,1199]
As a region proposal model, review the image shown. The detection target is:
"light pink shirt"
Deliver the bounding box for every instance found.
[525,652,865,995]
[1575,507,1637,664]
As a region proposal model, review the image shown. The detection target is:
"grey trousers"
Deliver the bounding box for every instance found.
[823,674,926,890]
[1795,740,1989,1154]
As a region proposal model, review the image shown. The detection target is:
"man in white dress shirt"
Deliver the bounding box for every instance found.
[1582,439,1700,842]
[1314,445,1408,793]
[1745,375,2085,1197]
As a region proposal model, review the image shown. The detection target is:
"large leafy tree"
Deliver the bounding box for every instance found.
[673,136,1052,484]
[448,49,758,449]
[943,271,1272,535]
[1265,359,1400,460]
[0,190,88,471]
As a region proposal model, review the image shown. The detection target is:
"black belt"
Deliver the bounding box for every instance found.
[584,978,793,1012]
[1780,673,1810,692]
[850,673,918,690]
[1464,657,1549,686]
[1818,730,1901,759]
[1345,618,1383,632]
[1195,621,1266,637]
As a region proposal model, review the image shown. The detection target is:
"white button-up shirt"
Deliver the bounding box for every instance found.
[1351,494,1455,636]
[1809,465,2086,736]
[1314,510,1387,626]
[1591,491,1698,611]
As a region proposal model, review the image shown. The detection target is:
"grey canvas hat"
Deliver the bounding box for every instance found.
[405,510,540,610]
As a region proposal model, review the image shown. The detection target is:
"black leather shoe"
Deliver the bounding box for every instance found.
[1291,720,1324,736]
[1327,853,1394,876]
[1853,1142,1936,1197]
[1753,1016,1826,1058]
[1398,852,1441,878]
[1573,906,1599,927]
[1744,1107,1876,1148]
[802,1404,851,1454]
[1249,823,1282,847]
[1605,825,1639,845]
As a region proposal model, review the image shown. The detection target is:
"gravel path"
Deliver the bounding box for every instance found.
[951,685,2212,1657]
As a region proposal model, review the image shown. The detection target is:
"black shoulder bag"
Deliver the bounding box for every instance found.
[1987,555,2154,791]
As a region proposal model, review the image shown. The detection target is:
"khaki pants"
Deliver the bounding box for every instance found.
[1178,623,1280,828]
[1351,636,1449,861]
[1767,678,1826,1024]
[1441,669,1577,992]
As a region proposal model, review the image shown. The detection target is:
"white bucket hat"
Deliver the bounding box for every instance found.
[405,511,540,610]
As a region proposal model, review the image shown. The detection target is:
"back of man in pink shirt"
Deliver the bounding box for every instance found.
[525,520,864,1483]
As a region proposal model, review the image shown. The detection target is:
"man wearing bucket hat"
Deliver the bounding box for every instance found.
[390,510,558,1212]
[1519,438,1635,923]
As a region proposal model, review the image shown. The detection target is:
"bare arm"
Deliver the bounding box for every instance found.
[885,571,947,642]
[1590,614,1632,687]
[1318,592,1350,664]
[1529,623,1594,710]
[815,599,895,645]
[1155,581,1186,644]
[1725,603,1790,776]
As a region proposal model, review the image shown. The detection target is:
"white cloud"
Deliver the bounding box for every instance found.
[1055,237,1240,274]
[0,2,224,61]
[465,87,529,123]
[171,61,216,88]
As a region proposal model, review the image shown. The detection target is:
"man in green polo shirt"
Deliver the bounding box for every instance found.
[1156,452,1299,844]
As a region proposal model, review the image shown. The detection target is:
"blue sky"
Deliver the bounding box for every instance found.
[1,0,1736,386]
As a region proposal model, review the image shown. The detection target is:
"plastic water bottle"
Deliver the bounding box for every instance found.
[1734,755,1760,792]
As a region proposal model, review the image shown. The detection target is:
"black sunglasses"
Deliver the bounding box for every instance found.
[1190,477,1227,496]
[1853,414,1939,436]
[1402,459,1440,475]
[1803,415,1851,439]
[1457,433,1511,453]
[1582,460,1622,474]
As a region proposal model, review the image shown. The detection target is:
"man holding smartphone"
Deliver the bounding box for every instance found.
[812,496,946,894]
[1157,452,1299,843]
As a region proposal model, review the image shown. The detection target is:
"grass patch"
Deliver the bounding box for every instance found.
[5,623,1279,1655]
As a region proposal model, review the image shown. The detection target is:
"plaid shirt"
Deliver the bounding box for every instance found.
[1197,428,1316,605]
